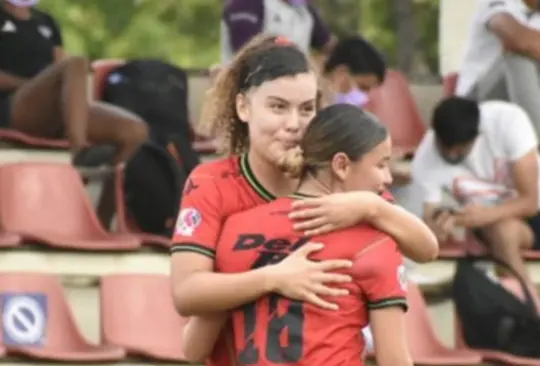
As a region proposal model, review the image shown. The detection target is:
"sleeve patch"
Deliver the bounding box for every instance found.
[175,207,202,237]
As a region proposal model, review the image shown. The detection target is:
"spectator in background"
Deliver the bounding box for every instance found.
[323,36,386,107]
[221,0,335,63]
[456,0,540,137]
[0,0,148,164]
[412,97,540,284]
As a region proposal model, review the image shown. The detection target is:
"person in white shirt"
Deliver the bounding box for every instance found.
[456,0,540,137]
[412,97,540,282]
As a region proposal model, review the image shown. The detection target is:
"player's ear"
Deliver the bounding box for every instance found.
[236,93,250,123]
[331,152,350,181]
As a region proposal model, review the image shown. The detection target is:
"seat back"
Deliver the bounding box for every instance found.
[0,163,106,238]
[366,70,426,155]
[0,273,85,348]
[92,59,125,101]
[405,282,446,356]
[443,72,459,97]
[100,274,187,351]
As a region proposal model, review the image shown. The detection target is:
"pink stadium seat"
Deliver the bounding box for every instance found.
[405,282,482,365]
[92,59,218,154]
[0,163,140,250]
[100,274,188,361]
[0,129,69,149]
[114,166,170,249]
[0,273,125,361]
[0,232,21,248]
[365,69,426,156]
[91,59,125,101]
[443,73,458,97]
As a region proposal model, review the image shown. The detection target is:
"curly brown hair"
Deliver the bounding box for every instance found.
[200,34,327,155]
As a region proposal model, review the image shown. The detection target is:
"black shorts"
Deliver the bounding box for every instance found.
[0,94,13,128]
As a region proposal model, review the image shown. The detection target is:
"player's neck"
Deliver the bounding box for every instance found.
[296,177,333,197]
[247,152,297,197]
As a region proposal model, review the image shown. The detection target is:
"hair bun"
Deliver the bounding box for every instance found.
[279,146,305,178]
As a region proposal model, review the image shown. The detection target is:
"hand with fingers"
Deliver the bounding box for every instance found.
[431,210,455,242]
[263,242,353,310]
[289,191,381,236]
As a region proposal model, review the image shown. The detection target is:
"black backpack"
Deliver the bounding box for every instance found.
[101,59,201,236]
[123,134,198,238]
[452,254,540,358]
[103,59,192,140]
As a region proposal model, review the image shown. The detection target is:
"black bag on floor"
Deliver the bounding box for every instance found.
[452,254,540,358]
[103,60,201,236]
[123,134,198,238]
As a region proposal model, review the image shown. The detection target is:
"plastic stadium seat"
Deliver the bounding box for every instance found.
[100,274,188,361]
[0,129,69,149]
[0,232,21,248]
[366,70,426,156]
[405,282,482,365]
[91,59,125,101]
[0,273,125,362]
[443,73,458,97]
[114,166,170,249]
[0,163,140,250]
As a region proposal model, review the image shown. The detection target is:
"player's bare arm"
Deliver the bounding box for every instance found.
[171,243,352,316]
[371,307,412,366]
[456,149,538,227]
[181,313,228,363]
[355,237,412,366]
[489,13,540,61]
[289,191,439,262]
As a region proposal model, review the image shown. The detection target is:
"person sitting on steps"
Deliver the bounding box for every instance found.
[0,0,148,165]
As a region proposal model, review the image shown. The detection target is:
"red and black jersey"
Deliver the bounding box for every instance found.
[216,195,407,366]
[171,153,276,258]
[171,154,276,366]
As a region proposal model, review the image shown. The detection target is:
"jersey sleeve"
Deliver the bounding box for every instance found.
[44,12,63,46]
[499,104,538,161]
[352,236,408,311]
[170,170,225,259]
[481,0,527,26]
[411,131,444,204]
[223,0,264,53]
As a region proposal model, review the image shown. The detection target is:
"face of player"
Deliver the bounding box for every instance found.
[237,72,318,167]
[331,136,393,194]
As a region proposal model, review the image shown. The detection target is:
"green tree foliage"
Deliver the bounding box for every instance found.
[39,0,221,67]
[39,0,439,75]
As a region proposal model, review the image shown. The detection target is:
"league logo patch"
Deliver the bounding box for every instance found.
[397,264,407,292]
[175,208,201,236]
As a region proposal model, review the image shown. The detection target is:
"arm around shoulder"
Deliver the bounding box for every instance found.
[370,197,439,262]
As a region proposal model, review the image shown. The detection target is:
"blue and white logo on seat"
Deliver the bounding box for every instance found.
[2,293,47,346]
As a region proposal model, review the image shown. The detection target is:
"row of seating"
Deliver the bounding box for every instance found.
[0,162,168,251]
[0,272,536,365]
